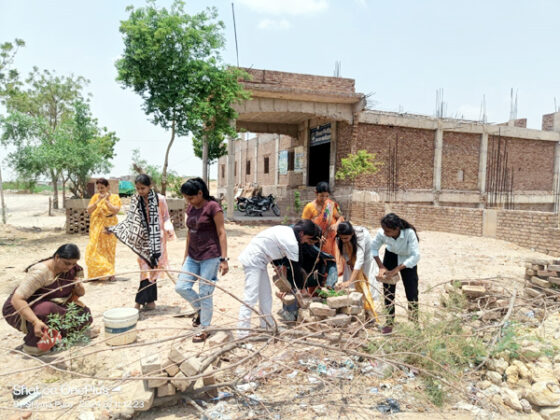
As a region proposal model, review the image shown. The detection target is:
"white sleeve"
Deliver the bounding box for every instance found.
[370,228,385,258]
[402,229,420,268]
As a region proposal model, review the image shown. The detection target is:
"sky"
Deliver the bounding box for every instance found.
[1,0,559,181]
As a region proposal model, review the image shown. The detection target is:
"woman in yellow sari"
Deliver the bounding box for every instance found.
[301,182,344,278]
[85,178,121,281]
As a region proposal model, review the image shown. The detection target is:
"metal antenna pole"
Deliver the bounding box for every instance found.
[231,3,240,67]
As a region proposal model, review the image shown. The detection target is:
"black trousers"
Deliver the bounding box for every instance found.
[382,250,418,324]
[136,279,158,305]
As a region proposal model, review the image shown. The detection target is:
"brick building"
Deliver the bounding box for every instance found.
[218,68,560,215]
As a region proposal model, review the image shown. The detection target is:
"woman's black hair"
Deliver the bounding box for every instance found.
[292,219,322,241]
[135,174,152,187]
[25,243,80,272]
[381,213,419,241]
[180,177,216,201]
[336,221,359,257]
[95,177,109,187]
[315,181,330,194]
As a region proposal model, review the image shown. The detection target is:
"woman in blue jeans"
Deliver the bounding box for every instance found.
[175,178,228,342]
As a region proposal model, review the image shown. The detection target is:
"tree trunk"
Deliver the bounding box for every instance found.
[62,175,66,201]
[202,133,209,185]
[161,120,176,196]
[50,169,59,209]
[0,164,6,224]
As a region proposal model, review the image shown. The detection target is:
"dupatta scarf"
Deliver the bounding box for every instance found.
[109,189,162,268]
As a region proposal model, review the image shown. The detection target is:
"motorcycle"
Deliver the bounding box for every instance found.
[236,196,249,212]
[245,194,281,217]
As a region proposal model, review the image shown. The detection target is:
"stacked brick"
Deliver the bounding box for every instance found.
[444,280,512,322]
[294,292,366,329]
[138,332,232,408]
[524,258,560,301]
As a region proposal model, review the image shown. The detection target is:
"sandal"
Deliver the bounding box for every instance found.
[192,332,209,343]
[192,310,201,327]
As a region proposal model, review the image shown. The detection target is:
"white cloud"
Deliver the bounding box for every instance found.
[238,0,328,16]
[257,18,292,30]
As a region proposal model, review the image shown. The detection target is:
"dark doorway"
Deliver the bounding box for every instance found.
[308,142,330,186]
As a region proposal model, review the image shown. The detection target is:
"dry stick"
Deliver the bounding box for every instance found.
[473,289,517,373]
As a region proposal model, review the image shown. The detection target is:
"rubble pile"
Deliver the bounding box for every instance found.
[524,258,560,301]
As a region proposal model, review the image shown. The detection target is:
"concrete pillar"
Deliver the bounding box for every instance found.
[329,121,337,188]
[274,134,279,187]
[478,132,489,208]
[254,136,258,185]
[226,121,236,219]
[302,120,309,186]
[554,141,560,213]
[433,128,443,205]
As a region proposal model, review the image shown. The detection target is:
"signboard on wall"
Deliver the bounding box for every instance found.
[310,123,331,146]
[278,150,288,175]
[294,146,304,173]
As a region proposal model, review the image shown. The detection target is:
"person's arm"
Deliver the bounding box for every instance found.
[104,194,121,215]
[214,210,229,276]
[370,229,388,276]
[184,230,190,262]
[386,230,420,278]
[86,194,102,214]
[11,293,47,338]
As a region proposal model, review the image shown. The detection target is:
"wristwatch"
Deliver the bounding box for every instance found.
[220,257,229,262]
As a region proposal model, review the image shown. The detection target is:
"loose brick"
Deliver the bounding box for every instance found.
[338,306,362,315]
[281,294,296,306]
[163,359,180,377]
[171,372,192,392]
[326,295,351,309]
[462,285,487,297]
[180,356,203,377]
[141,354,162,375]
[531,276,551,288]
[208,331,233,348]
[327,314,351,327]
[169,342,191,365]
[202,367,218,398]
[156,382,176,397]
[548,277,560,286]
[147,376,168,389]
[309,302,336,317]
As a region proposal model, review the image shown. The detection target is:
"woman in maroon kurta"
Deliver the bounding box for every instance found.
[3,244,92,355]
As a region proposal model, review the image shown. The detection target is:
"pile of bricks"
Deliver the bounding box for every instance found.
[443,280,512,322]
[291,292,366,328]
[524,258,560,300]
[137,331,233,409]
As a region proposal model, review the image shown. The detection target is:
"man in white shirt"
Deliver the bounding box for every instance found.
[237,220,321,337]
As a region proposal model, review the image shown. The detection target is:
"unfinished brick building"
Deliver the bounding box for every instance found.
[218,68,560,254]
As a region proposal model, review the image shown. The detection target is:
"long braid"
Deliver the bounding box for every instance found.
[24,257,53,273]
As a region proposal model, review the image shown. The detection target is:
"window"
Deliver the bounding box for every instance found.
[288,150,295,171]
[264,157,269,174]
[246,160,251,175]
[221,164,225,179]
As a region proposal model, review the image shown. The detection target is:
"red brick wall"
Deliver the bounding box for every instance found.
[350,202,483,236]
[543,113,555,131]
[441,132,480,191]
[496,210,560,254]
[241,68,355,95]
[335,122,353,187]
[353,124,434,190]
[349,201,560,256]
[488,136,555,191]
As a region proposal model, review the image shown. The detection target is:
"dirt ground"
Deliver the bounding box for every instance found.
[0,193,550,419]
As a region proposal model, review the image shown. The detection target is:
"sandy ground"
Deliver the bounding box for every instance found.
[0,192,552,419]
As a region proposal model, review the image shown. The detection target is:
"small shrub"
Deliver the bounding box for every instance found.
[47,303,91,350]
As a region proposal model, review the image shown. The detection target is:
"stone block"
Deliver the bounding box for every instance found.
[525,287,544,298]
[538,270,556,278]
[338,305,362,315]
[309,302,336,317]
[208,331,233,348]
[180,356,203,377]
[297,308,312,323]
[141,354,162,375]
[462,285,487,297]
[327,314,351,327]
[548,265,560,272]
[169,342,191,364]
[526,381,560,407]
[326,295,351,309]
[281,294,296,306]
[117,377,154,412]
[156,382,176,397]
[532,276,552,288]
[171,371,192,392]
[349,292,364,306]
[146,376,168,389]
[526,269,536,276]
[549,277,560,286]
[202,367,218,398]
[163,359,180,377]
[529,258,550,266]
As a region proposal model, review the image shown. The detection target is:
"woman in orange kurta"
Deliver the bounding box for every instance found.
[301,182,344,277]
[85,178,121,281]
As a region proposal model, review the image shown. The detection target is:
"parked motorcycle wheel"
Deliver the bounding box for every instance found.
[272,204,281,216]
[237,200,247,212]
[245,204,257,217]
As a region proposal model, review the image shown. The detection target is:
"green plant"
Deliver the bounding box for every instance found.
[491,323,520,359]
[317,288,346,299]
[335,149,382,181]
[424,377,444,406]
[293,190,302,215]
[46,303,91,350]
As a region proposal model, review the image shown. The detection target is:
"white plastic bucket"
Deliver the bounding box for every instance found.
[103,308,139,346]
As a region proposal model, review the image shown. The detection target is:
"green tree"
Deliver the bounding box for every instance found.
[130,149,184,197]
[62,100,118,197]
[0,38,25,224]
[115,0,248,194]
[1,68,88,208]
